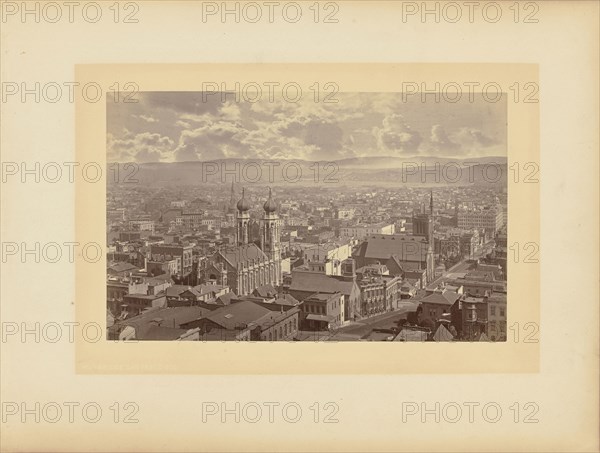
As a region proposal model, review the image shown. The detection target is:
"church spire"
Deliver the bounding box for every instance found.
[260,187,281,286]
[229,181,235,205]
[426,189,435,284]
[263,186,277,213]
[236,187,250,245]
[236,187,250,212]
[430,189,434,215]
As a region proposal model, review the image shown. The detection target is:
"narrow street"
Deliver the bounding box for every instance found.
[332,300,420,338]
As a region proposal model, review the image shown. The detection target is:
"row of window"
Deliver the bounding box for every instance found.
[266,317,297,341]
[489,306,506,317]
[302,304,326,315]
[429,308,449,318]
[236,267,275,294]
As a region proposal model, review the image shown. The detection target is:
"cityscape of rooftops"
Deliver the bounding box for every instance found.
[106,92,507,342]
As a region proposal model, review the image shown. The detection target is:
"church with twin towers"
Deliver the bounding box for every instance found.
[200,186,282,296]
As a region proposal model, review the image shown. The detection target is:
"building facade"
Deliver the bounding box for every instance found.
[200,188,282,296]
[340,222,395,240]
[458,205,503,233]
[149,244,194,276]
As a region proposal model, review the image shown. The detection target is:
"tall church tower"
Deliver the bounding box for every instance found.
[227,181,236,212]
[260,187,281,286]
[426,190,435,283]
[236,188,250,245]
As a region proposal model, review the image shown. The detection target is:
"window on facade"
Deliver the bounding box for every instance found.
[279,326,283,338]
[500,308,505,317]
[491,306,496,316]
[293,318,297,331]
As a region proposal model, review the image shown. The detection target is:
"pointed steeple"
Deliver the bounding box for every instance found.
[426,189,435,284]
[236,187,250,212]
[229,181,236,205]
[263,186,277,213]
[430,189,434,215]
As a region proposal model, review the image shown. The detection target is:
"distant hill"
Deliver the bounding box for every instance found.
[111,156,508,187]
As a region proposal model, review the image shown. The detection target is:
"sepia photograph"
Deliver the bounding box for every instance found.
[2,0,598,451]
[106,91,509,342]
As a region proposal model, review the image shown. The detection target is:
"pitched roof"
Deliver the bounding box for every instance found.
[304,292,340,303]
[420,290,460,306]
[253,284,277,298]
[216,292,235,305]
[477,332,489,342]
[108,262,138,273]
[394,328,429,341]
[119,306,212,333]
[433,324,455,342]
[356,235,428,263]
[272,293,300,306]
[146,275,172,285]
[137,325,187,340]
[193,284,227,296]
[204,300,280,330]
[166,285,195,297]
[218,244,268,269]
[391,259,423,271]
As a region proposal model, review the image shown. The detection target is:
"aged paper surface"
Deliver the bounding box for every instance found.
[75,62,539,374]
[1,1,598,452]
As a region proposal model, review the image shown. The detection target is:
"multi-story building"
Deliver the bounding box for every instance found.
[128,218,155,232]
[419,289,461,325]
[107,208,126,222]
[121,293,167,316]
[336,208,355,220]
[457,205,503,234]
[437,229,478,259]
[146,257,180,277]
[181,212,204,230]
[107,276,147,314]
[285,217,309,227]
[460,296,489,340]
[181,299,300,341]
[298,242,352,276]
[289,269,361,322]
[150,244,194,277]
[353,234,434,284]
[356,265,402,317]
[339,222,396,240]
[299,292,345,330]
[486,292,507,341]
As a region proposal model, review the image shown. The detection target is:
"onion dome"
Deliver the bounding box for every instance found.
[236,188,250,212]
[263,187,277,213]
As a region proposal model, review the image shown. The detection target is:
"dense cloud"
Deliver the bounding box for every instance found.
[107,131,175,162]
[374,114,422,154]
[107,93,506,162]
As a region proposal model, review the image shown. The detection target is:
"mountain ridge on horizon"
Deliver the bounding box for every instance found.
[111,155,508,167]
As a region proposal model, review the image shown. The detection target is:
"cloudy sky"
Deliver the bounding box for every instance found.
[107,92,506,163]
